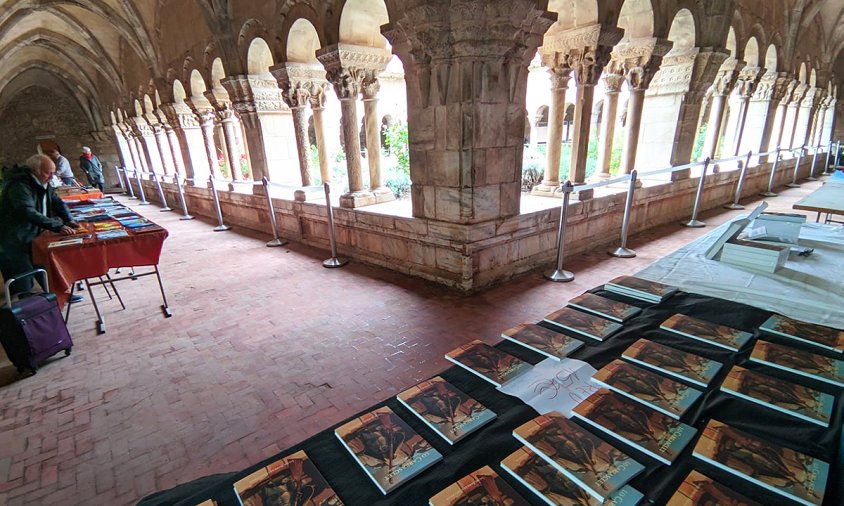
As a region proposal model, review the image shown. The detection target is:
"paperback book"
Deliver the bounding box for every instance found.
[591,359,703,419]
[660,314,753,352]
[48,237,84,248]
[720,365,834,427]
[567,292,642,323]
[749,340,844,387]
[604,276,678,303]
[444,340,531,387]
[666,470,761,506]
[500,446,643,506]
[759,314,844,354]
[692,420,829,506]
[233,449,343,506]
[428,466,529,506]
[334,406,442,494]
[96,230,130,240]
[501,323,584,360]
[396,376,496,445]
[622,339,722,388]
[572,389,697,465]
[543,306,623,342]
[512,413,645,501]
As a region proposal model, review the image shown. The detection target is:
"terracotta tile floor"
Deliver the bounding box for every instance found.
[0,180,826,505]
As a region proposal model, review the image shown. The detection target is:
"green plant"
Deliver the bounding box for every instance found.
[692,123,708,162]
[308,144,321,183]
[384,166,411,198]
[383,120,409,176]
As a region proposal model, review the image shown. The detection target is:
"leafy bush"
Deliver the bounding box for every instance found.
[383,120,409,176]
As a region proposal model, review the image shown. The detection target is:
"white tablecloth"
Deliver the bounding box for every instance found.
[636,222,844,329]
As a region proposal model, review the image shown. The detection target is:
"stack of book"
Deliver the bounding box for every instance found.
[500,323,584,360]
[604,276,678,303]
[233,450,343,506]
[622,339,722,388]
[719,238,790,273]
[660,314,753,352]
[749,340,844,387]
[758,314,844,355]
[428,466,529,506]
[543,306,622,342]
[444,340,531,387]
[566,292,642,323]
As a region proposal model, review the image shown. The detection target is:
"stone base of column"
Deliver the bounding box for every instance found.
[571,185,594,201]
[293,187,326,202]
[588,172,613,182]
[250,184,267,196]
[339,190,377,208]
[530,181,562,197]
[671,169,691,181]
[371,186,395,204]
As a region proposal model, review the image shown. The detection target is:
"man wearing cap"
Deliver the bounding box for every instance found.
[79,146,104,192]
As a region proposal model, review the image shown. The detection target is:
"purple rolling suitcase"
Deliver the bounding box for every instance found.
[0,269,73,374]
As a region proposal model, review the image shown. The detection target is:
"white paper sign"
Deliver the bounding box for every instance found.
[497,357,598,417]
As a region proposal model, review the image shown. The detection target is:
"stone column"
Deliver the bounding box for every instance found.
[767,78,797,152]
[812,98,829,147]
[217,107,242,180]
[199,111,220,179]
[702,68,738,161]
[151,124,175,174]
[362,75,394,202]
[531,63,571,196]
[792,86,817,149]
[742,72,786,159]
[310,86,330,184]
[161,103,207,181]
[726,66,764,159]
[782,83,808,150]
[592,70,624,180]
[163,124,184,174]
[132,118,163,173]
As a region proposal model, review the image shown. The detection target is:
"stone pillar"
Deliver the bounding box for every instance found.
[531,64,571,196]
[742,72,786,159]
[218,107,242,180]
[131,118,163,173]
[592,71,624,180]
[792,86,818,149]
[767,79,798,152]
[812,98,829,147]
[111,124,133,169]
[727,66,763,158]
[702,67,738,161]
[310,87,330,184]
[199,111,220,180]
[151,124,175,174]
[362,76,394,202]
[161,103,207,181]
[782,83,808,150]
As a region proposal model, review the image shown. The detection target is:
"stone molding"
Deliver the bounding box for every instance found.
[610,37,672,90]
[734,66,764,98]
[601,72,625,93]
[750,72,786,102]
[648,49,728,99]
[316,43,391,101]
[269,61,330,109]
[540,24,624,86]
[221,75,289,115]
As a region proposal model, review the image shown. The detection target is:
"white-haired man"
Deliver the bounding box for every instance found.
[79,146,104,192]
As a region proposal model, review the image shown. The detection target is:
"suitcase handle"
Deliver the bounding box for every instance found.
[4,269,49,309]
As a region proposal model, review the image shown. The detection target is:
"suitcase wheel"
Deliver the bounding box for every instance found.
[64,348,71,356]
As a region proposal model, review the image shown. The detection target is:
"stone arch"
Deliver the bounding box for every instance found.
[143,94,154,114]
[190,69,208,97]
[286,18,321,63]
[339,0,389,48]
[247,37,274,76]
[798,62,807,83]
[210,58,226,90]
[809,68,817,87]
[277,3,325,61]
[238,19,271,71]
[748,23,767,51]
[617,0,655,40]
[764,44,778,73]
[134,99,143,117]
[173,79,187,104]
[110,110,117,124]
[744,37,759,67]
[725,26,737,58]
[546,0,599,36]
[536,105,549,127]
[666,8,695,53]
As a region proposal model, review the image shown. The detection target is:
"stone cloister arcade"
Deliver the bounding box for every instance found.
[1,0,842,291]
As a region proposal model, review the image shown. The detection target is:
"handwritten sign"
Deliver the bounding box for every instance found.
[498,358,598,417]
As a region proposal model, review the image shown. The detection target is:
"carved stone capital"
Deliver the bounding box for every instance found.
[734,66,764,98]
[199,111,216,129]
[610,37,672,90]
[309,82,329,110]
[361,74,381,100]
[316,43,391,100]
[540,24,623,86]
[601,72,625,93]
[222,75,289,115]
[648,48,728,98]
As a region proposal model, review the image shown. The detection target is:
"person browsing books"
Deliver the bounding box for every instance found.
[79,146,104,192]
[46,148,77,186]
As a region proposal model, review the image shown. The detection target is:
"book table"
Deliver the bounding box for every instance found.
[56,187,104,202]
[140,290,843,506]
[793,181,844,224]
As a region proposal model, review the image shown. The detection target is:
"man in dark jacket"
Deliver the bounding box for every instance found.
[0,154,80,296]
[80,146,104,192]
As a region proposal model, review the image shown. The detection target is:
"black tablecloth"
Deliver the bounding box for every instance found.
[139,290,844,506]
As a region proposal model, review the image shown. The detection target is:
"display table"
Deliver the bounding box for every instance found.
[56,187,104,202]
[793,181,844,223]
[138,291,843,506]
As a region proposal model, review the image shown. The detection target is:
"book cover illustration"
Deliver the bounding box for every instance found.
[692,420,829,506]
[544,307,623,342]
[592,359,703,419]
[572,389,697,465]
[428,465,530,506]
[759,314,844,354]
[666,470,761,506]
[749,340,844,387]
[233,449,344,506]
[605,276,678,301]
[660,314,753,352]
[334,406,442,494]
[567,293,642,323]
[501,323,585,360]
[397,376,496,444]
[445,340,531,387]
[622,339,722,388]
[512,413,645,501]
[721,365,834,427]
[501,446,643,506]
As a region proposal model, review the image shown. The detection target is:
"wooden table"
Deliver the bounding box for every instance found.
[56,188,104,202]
[793,181,844,223]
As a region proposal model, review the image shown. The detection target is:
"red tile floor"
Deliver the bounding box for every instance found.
[0,180,827,505]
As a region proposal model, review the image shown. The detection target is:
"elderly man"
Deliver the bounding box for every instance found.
[79,146,104,192]
[46,148,76,185]
[0,154,81,298]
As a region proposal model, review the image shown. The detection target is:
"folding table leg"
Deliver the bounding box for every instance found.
[85,279,106,334]
[105,273,125,310]
[154,265,172,318]
[64,282,75,324]
[99,276,113,300]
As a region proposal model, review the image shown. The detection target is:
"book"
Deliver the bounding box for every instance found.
[660,314,753,352]
[48,237,84,248]
[334,406,442,494]
[720,365,834,427]
[512,413,645,501]
[759,314,844,354]
[543,307,623,342]
[704,219,751,260]
[692,420,829,506]
[572,389,697,465]
[622,339,722,388]
[501,323,584,360]
[749,340,844,387]
[591,359,703,420]
[720,239,790,273]
[396,376,496,445]
[233,449,343,506]
[666,470,761,506]
[604,276,678,303]
[429,466,529,506]
[96,230,130,240]
[444,340,531,387]
[500,446,643,506]
[567,293,642,323]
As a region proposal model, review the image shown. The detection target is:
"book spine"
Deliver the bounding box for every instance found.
[572,413,671,466]
[444,356,501,387]
[592,379,680,420]
[720,387,828,427]
[660,326,739,352]
[511,433,605,502]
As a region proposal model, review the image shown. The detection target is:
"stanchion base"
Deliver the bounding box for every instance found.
[543,269,574,282]
[805,176,818,181]
[179,215,195,221]
[821,172,831,176]
[785,183,801,188]
[267,238,287,247]
[323,257,348,268]
[608,247,636,258]
[723,203,745,210]
[159,207,173,212]
[139,201,151,205]
[759,191,778,197]
[682,219,706,228]
[213,225,231,232]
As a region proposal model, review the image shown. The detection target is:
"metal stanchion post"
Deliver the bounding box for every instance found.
[760,148,781,197]
[609,170,637,258]
[806,145,820,181]
[322,183,348,268]
[682,158,710,227]
[151,172,173,211]
[208,176,231,231]
[785,146,805,188]
[114,166,126,194]
[135,169,150,205]
[125,167,136,199]
[262,177,287,247]
[725,151,753,210]
[821,141,833,176]
[544,181,575,282]
[833,140,842,172]
[173,173,194,220]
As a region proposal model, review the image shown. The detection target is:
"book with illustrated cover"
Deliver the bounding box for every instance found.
[501,323,584,360]
[428,466,529,506]
[567,293,642,323]
[96,230,130,240]
[233,449,343,506]
[604,276,678,303]
[48,237,84,248]
[692,420,829,506]
[572,389,697,465]
[334,406,442,494]
[591,360,703,420]
[501,446,643,506]
[759,314,844,354]
[512,413,645,501]
[445,340,531,387]
[543,307,623,342]
[666,470,761,506]
[660,314,753,352]
[622,339,722,388]
[396,376,496,445]
[749,340,844,387]
[721,365,834,427]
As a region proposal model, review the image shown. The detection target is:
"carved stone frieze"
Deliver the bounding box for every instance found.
[222,75,289,115]
[647,49,728,99]
[270,62,329,109]
[316,43,391,100]
[733,66,764,98]
[610,37,672,91]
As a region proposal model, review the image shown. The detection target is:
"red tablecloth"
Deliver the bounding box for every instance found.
[57,189,104,202]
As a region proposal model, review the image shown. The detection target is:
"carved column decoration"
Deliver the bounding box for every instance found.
[702,60,743,162]
[309,84,331,185]
[532,57,572,195]
[593,70,625,180]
